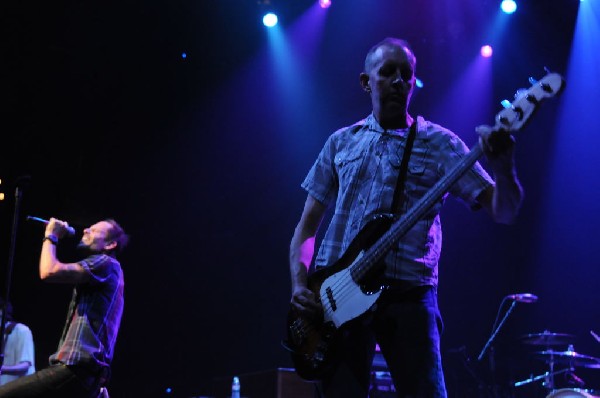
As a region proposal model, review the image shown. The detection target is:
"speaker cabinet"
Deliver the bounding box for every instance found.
[213,368,315,398]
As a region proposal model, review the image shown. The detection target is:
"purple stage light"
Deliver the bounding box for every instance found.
[319,0,331,8]
[480,45,493,57]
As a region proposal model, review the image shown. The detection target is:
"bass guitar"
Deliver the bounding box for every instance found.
[285,72,565,381]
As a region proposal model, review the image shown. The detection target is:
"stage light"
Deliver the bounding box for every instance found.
[319,0,332,8]
[415,78,424,88]
[501,0,517,14]
[480,45,493,57]
[181,52,187,59]
[263,12,278,27]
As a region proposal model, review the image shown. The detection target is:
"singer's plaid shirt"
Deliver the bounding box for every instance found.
[49,254,124,374]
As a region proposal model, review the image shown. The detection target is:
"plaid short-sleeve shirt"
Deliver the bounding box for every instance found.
[49,253,124,372]
[302,114,493,287]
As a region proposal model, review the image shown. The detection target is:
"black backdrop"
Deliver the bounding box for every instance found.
[1,0,599,397]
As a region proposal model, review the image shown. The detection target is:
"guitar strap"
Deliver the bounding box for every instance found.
[390,119,417,215]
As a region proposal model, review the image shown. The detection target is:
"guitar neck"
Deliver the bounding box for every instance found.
[351,142,484,281]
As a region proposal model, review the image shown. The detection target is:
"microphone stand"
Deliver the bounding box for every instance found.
[477,299,518,397]
[478,300,516,361]
[0,178,28,371]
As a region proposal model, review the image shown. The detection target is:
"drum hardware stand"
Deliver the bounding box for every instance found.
[514,347,586,392]
[513,367,572,390]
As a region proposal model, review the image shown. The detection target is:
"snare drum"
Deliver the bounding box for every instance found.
[547,389,600,398]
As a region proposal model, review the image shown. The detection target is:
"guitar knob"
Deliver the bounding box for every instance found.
[541,83,554,93]
[513,106,524,121]
[526,94,539,105]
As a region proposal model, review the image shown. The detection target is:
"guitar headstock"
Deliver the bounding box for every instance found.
[490,72,565,132]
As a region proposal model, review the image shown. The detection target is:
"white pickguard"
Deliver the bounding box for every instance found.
[320,251,382,328]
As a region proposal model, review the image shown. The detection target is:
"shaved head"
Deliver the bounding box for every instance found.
[364,38,416,74]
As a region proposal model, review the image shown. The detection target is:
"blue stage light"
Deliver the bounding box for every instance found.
[181,52,187,59]
[415,78,424,88]
[263,12,278,27]
[501,0,517,14]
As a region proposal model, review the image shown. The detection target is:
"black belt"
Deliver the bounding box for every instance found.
[380,280,434,296]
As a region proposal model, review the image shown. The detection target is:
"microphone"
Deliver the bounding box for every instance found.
[506,293,538,303]
[26,216,76,236]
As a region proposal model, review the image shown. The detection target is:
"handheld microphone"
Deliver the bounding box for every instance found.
[26,216,76,236]
[506,293,538,303]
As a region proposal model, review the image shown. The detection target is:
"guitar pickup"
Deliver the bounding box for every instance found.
[325,287,337,311]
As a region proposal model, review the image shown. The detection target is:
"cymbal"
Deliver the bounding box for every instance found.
[535,350,600,368]
[520,331,575,346]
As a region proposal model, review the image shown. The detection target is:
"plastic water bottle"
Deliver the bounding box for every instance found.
[231,376,241,398]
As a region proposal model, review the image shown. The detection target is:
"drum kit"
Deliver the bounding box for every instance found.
[515,330,600,398]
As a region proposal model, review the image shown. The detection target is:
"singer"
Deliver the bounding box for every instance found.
[0,217,129,398]
[288,37,524,398]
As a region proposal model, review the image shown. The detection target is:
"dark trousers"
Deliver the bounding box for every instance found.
[318,285,447,398]
[0,364,102,398]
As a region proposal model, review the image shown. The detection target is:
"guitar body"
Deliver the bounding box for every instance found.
[286,215,393,381]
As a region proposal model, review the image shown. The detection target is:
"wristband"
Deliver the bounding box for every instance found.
[44,235,59,245]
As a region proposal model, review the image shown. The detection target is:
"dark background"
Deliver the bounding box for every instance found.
[1,0,599,397]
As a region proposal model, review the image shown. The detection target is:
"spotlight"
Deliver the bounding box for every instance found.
[263,12,278,27]
[319,0,332,8]
[415,78,424,88]
[181,52,187,59]
[500,0,517,14]
[480,45,493,57]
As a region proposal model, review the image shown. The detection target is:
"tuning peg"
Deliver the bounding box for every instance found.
[528,76,550,94]
[514,88,528,99]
